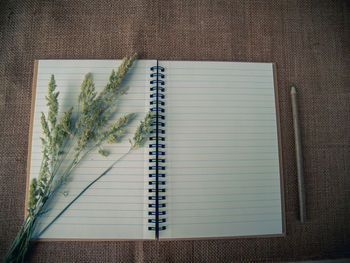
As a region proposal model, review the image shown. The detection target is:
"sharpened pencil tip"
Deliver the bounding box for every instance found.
[291,83,296,94]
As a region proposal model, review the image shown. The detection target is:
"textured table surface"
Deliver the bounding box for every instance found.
[0,0,349,262]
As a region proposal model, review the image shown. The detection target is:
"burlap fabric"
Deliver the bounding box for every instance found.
[0,0,349,262]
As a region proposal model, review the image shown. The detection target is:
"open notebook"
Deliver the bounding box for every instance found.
[27,59,285,240]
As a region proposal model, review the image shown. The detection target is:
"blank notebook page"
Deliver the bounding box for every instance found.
[160,61,283,239]
[29,60,155,239]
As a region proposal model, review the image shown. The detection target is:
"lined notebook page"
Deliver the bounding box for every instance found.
[160,61,283,238]
[29,60,155,239]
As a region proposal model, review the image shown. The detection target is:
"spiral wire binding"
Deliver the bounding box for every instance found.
[148,62,166,236]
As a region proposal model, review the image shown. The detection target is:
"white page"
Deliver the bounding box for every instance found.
[159,61,283,238]
[29,59,156,239]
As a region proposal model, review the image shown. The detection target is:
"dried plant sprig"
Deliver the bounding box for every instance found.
[99,53,137,102]
[105,113,136,143]
[27,80,74,217]
[3,54,146,263]
[54,54,138,187]
[129,111,153,149]
[46,75,59,129]
[72,53,137,165]
[95,113,136,156]
[36,110,153,238]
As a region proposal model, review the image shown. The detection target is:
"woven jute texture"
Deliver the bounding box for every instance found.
[0,0,349,262]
